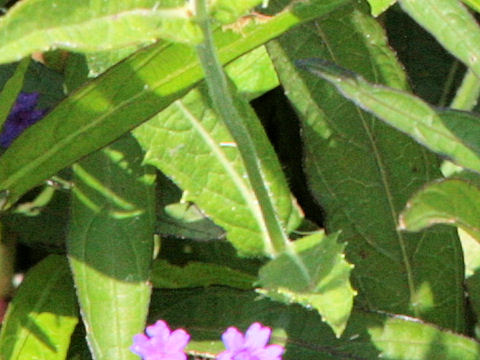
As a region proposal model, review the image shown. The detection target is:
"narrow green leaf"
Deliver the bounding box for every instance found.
[258,231,355,337]
[0,0,349,209]
[0,57,29,129]
[297,58,480,174]
[151,259,255,289]
[399,0,480,79]
[368,315,480,359]
[67,134,155,360]
[133,83,302,256]
[399,178,480,241]
[270,2,465,330]
[0,255,78,360]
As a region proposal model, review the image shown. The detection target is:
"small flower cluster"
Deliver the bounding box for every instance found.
[131,320,284,360]
[0,92,46,148]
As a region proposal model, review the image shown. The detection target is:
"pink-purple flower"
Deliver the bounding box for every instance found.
[130,320,190,360]
[0,92,46,148]
[217,322,284,360]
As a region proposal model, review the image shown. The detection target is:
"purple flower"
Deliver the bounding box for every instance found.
[0,92,47,148]
[131,320,190,360]
[217,322,284,360]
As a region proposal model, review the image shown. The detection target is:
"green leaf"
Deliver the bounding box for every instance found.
[0,57,29,129]
[297,58,480,174]
[367,0,397,16]
[151,259,255,289]
[399,178,480,242]
[149,287,480,359]
[67,134,155,360]
[149,287,378,359]
[0,0,349,209]
[0,255,78,360]
[0,0,202,64]
[462,0,480,12]
[133,83,301,256]
[270,2,465,330]
[399,0,480,79]
[368,315,480,359]
[258,231,355,337]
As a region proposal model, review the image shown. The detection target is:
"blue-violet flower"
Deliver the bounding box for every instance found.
[217,322,284,360]
[0,92,46,148]
[131,320,190,360]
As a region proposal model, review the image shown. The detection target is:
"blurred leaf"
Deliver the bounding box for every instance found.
[0,57,29,129]
[0,0,349,209]
[0,255,78,360]
[151,259,255,289]
[270,1,465,330]
[367,0,397,16]
[368,315,480,359]
[462,0,480,12]
[399,0,480,79]
[134,83,301,256]
[67,134,155,360]
[258,231,355,337]
[399,178,480,242]
[297,58,480,174]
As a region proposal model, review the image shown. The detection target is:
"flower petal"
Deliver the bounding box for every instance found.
[166,329,190,351]
[255,345,285,360]
[216,350,234,360]
[147,320,170,338]
[222,327,245,352]
[244,322,271,349]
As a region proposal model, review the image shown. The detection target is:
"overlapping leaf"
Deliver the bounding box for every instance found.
[0,0,349,210]
[269,1,465,330]
[133,82,301,256]
[0,255,78,360]
[258,231,355,337]
[152,259,255,289]
[149,287,480,359]
[399,178,480,243]
[399,0,480,79]
[297,58,480,174]
[67,134,155,360]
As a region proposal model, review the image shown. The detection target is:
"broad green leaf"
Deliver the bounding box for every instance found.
[0,0,349,209]
[297,58,480,174]
[269,1,465,330]
[149,287,480,359]
[133,82,301,256]
[0,57,29,129]
[399,0,480,79]
[367,0,397,16]
[67,134,155,360]
[257,231,355,337]
[152,259,255,289]
[0,255,78,360]
[368,315,480,359]
[399,178,480,242]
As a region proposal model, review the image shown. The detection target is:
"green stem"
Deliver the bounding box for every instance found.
[193,0,288,256]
